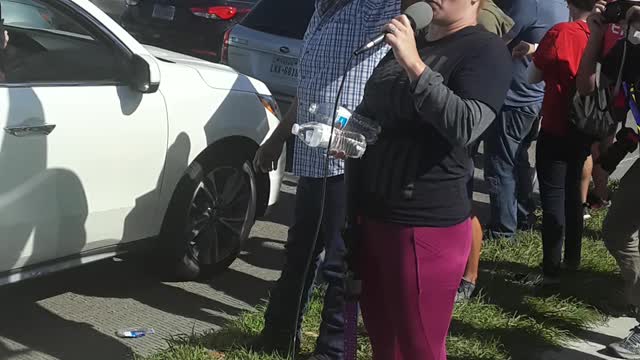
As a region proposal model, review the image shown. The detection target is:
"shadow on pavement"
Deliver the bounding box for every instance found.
[0,266,135,360]
[0,180,296,359]
[238,237,286,272]
[258,189,296,229]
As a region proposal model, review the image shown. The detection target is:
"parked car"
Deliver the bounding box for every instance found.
[120,0,257,62]
[222,0,314,115]
[223,0,314,170]
[0,0,285,286]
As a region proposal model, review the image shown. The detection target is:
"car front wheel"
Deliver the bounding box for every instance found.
[160,143,257,281]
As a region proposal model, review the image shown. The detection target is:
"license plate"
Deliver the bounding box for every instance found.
[152,4,175,20]
[270,56,299,80]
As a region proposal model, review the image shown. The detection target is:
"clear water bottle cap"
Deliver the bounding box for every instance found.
[291,123,300,135]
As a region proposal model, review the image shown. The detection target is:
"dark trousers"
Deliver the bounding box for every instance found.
[485,104,541,238]
[536,130,591,277]
[603,159,640,310]
[263,176,346,358]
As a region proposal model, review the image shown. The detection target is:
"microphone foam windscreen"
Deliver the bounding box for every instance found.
[405,2,433,31]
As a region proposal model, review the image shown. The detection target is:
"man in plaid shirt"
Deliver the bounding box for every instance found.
[252,0,399,358]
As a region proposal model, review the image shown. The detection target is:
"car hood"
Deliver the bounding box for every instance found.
[144,45,271,95]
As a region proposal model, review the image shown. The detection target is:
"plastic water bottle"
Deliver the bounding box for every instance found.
[116,328,155,338]
[308,103,380,144]
[292,122,366,158]
[308,103,353,127]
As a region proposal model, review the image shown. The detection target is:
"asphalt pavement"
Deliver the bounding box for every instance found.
[0,177,297,360]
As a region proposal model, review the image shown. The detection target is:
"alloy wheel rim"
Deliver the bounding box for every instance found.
[185,163,253,265]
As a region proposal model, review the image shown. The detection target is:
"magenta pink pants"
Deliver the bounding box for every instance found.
[359,218,472,360]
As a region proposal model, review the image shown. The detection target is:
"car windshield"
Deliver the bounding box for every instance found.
[240,0,314,40]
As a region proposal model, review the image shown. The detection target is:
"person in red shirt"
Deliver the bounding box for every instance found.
[527,0,597,285]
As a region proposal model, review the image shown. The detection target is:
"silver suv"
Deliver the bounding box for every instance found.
[222,0,314,115]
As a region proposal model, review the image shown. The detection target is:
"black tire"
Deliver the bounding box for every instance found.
[159,141,258,281]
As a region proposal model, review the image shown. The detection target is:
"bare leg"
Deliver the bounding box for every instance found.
[582,155,593,204]
[463,216,483,284]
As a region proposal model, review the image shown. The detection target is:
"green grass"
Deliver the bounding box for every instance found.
[143,206,619,360]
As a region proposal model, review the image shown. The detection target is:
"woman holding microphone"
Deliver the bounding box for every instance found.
[346,0,512,358]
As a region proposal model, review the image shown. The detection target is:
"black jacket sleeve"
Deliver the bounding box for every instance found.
[411,67,498,147]
[410,37,512,147]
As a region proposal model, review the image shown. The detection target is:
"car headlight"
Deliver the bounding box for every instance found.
[257,94,282,121]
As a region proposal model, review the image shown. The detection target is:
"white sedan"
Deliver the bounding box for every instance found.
[0,0,285,285]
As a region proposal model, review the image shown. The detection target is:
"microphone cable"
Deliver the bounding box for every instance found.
[288,52,358,360]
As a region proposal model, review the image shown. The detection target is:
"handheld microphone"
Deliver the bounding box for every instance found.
[353,2,433,55]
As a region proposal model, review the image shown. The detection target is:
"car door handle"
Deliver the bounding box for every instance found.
[4,124,56,137]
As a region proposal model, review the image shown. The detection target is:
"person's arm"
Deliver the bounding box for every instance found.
[252,97,298,173]
[271,98,298,143]
[512,41,538,59]
[385,16,511,147]
[410,69,498,147]
[576,0,608,95]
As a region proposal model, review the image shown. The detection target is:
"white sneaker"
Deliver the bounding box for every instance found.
[609,326,640,359]
[583,205,591,220]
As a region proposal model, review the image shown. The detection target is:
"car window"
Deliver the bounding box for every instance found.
[0,0,125,84]
[2,0,90,37]
[240,0,315,40]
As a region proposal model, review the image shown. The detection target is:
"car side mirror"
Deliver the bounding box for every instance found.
[130,54,160,93]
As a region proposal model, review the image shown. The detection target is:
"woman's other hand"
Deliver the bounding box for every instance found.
[384,15,426,82]
[512,41,536,59]
[587,0,608,39]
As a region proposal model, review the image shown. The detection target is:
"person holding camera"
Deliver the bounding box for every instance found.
[576,0,640,357]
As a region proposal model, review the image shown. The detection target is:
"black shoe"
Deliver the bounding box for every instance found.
[561,261,580,272]
[304,354,332,360]
[520,273,560,288]
[455,279,476,303]
[608,326,640,359]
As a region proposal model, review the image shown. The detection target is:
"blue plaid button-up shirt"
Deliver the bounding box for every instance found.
[292,0,400,178]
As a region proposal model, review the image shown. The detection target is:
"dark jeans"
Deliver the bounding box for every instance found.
[485,104,541,238]
[536,130,591,277]
[263,176,346,358]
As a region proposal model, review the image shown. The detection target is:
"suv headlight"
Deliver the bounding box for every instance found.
[257,94,282,121]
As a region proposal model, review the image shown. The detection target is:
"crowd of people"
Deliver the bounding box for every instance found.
[251,0,640,359]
